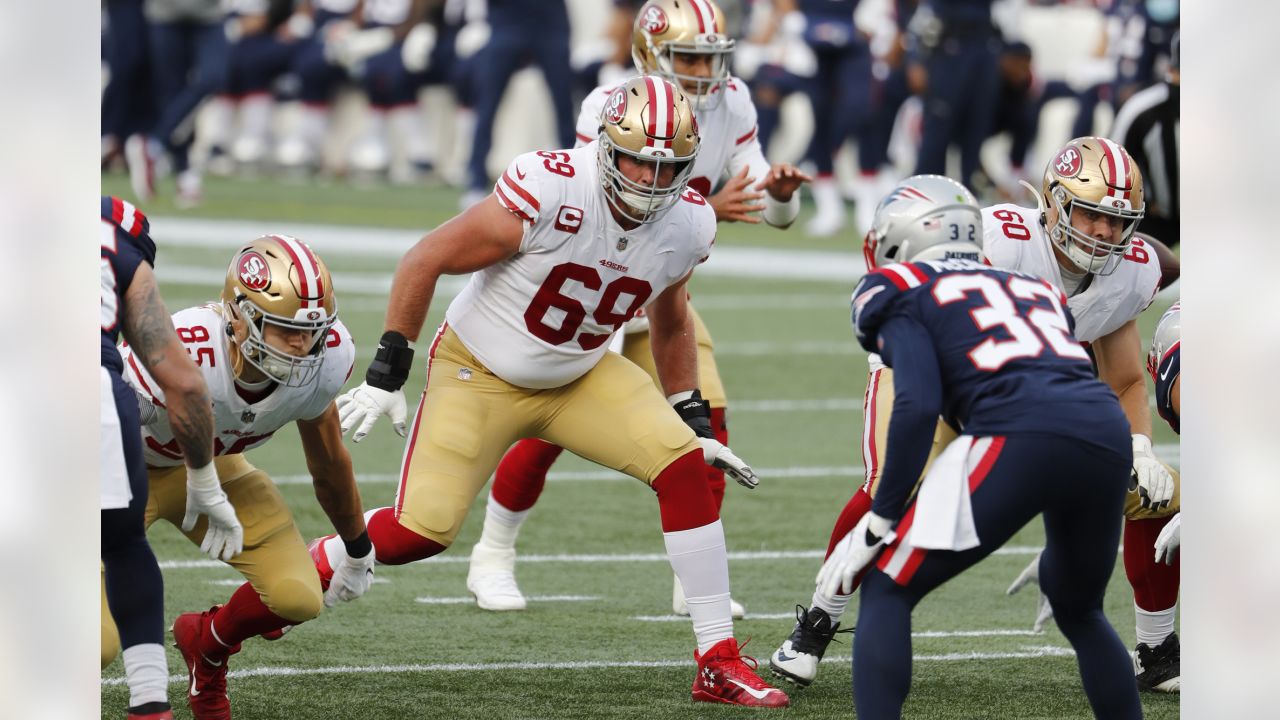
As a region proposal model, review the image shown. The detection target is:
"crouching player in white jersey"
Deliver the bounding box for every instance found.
[466,0,811,618]
[771,138,1178,690]
[334,75,789,707]
[107,236,375,719]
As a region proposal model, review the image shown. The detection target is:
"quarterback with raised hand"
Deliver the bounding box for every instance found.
[464,0,810,618]
[335,75,788,708]
[108,236,374,719]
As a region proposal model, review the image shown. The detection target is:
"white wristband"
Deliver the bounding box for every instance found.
[186,462,219,491]
[666,390,696,405]
[763,191,801,227]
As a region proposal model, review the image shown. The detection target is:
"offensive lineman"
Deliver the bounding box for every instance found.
[334,75,789,707]
[771,138,1178,692]
[101,196,239,720]
[816,184,1142,719]
[465,0,810,617]
[108,236,376,719]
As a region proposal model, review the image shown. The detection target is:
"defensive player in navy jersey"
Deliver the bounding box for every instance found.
[100,196,240,720]
[813,181,1142,718]
[1143,301,1180,679]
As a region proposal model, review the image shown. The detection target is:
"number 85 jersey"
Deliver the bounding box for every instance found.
[446,144,717,389]
[982,203,1162,343]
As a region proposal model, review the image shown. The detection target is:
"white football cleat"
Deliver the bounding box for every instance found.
[672,575,745,618]
[466,542,526,612]
[769,605,847,686]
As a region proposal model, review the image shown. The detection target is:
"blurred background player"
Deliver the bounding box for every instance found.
[1111,30,1178,247]
[125,0,229,207]
[817,182,1142,720]
[464,0,810,618]
[334,75,788,708]
[102,0,154,169]
[110,236,375,719]
[100,196,239,720]
[460,0,576,207]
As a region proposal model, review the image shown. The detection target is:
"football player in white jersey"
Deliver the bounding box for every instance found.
[335,74,788,707]
[465,0,811,618]
[108,236,376,719]
[771,138,1180,691]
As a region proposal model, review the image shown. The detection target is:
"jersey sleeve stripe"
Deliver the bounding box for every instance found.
[735,126,757,145]
[497,170,540,214]
[905,263,930,284]
[872,266,912,290]
[575,131,594,144]
[145,435,183,460]
[494,184,533,222]
[126,352,166,409]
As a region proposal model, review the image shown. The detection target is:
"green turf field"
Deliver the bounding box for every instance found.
[101,175,1180,719]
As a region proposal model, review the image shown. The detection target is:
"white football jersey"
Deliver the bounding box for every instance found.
[577,76,767,204]
[445,144,717,389]
[121,305,356,467]
[982,204,1162,343]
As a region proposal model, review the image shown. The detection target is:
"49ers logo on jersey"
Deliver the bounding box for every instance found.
[1054,146,1082,178]
[604,87,628,125]
[639,4,669,34]
[238,252,271,290]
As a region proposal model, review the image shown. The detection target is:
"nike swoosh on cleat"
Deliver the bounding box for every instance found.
[190,672,200,697]
[774,651,797,662]
[728,679,777,700]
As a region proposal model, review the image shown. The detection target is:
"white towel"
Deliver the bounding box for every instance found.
[910,435,981,551]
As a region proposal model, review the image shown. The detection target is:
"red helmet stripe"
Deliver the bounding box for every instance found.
[1096,137,1130,201]
[689,0,708,33]
[644,76,659,146]
[272,235,319,309]
[662,78,674,146]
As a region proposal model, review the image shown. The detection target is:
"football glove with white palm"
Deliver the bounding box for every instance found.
[816,511,894,600]
[182,463,244,562]
[670,390,759,489]
[338,331,414,442]
[1131,434,1174,510]
[1154,512,1181,565]
[324,534,377,607]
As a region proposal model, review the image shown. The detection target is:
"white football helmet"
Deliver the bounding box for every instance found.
[1147,301,1181,380]
[596,75,700,225]
[863,175,984,269]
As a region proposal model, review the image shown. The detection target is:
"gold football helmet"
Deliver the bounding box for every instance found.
[597,75,700,225]
[221,235,337,387]
[1039,136,1145,276]
[632,0,734,110]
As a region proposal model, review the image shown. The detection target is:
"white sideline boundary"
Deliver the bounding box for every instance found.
[416,595,599,605]
[101,646,1076,686]
[158,546,1048,570]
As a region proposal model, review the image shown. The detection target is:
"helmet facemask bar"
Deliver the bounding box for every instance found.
[229,295,336,388]
[649,39,734,111]
[598,139,697,225]
[1047,183,1143,276]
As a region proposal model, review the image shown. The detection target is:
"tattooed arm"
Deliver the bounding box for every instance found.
[120,262,214,468]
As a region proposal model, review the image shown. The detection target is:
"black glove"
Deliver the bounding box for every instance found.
[671,389,714,439]
[366,331,415,392]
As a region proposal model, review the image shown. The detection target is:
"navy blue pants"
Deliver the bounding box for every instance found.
[914,34,1002,190]
[291,37,348,105]
[803,42,874,175]
[466,23,574,190]
[101,370,164,652]
[750,64,813,156]
[102,0,153,141]
[361,43,418,109]
[226,34,299,96]
[859,66,912,172]
[147,19,229,172]
[853,433,1142,719]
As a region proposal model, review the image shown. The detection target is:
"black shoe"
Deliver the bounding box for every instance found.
[1134,632,1180,693]
[768,605,851,686]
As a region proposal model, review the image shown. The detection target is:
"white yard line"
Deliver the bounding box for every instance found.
[101,646,1075,686]
[158,546,1048,570]
[415,595,599,605]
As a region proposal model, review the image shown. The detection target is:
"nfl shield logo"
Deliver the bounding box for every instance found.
[616,237,629,251]
[241,409,256,423]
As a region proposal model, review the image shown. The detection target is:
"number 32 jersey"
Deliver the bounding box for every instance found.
[445,144,717,389]
[982,203,1162,343]
[120,305,355,467]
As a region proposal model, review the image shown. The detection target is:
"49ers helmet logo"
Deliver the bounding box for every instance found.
[1054,146,1082,178]
[640,4,669,34]
[237,251,271,291]
[604,87,628,124]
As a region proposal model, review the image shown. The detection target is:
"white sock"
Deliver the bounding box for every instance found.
[389,105,431,164]
[238,95,274,146]
[664,519,733,653]
[478,492,530,550]
[322,534,346,566]
[810,588,851,622]
[1135,602,1177,647]
[122,643,169,707]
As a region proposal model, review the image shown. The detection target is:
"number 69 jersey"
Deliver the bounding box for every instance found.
[982,204,1162,343]
[120,304,355,466]
[851,259,1120,437]
[445,144,717,389]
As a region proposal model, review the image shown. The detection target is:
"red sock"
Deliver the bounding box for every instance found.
[706,407,728,512]
[492,439,563,512]
[202,582,287,660]
[826,486,873,559]
[652,449,718,532]
[367,507,448,565]
[1123,516,1180,610]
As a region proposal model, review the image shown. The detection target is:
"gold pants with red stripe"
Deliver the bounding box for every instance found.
[393,325,703,546]
[101,454,322,668]
[619,305,726,408]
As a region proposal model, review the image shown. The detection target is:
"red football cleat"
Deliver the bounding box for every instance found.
[309,535,335,591]
[126,709,174,719]
[692,638,790,708]
[171,608,235,720]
